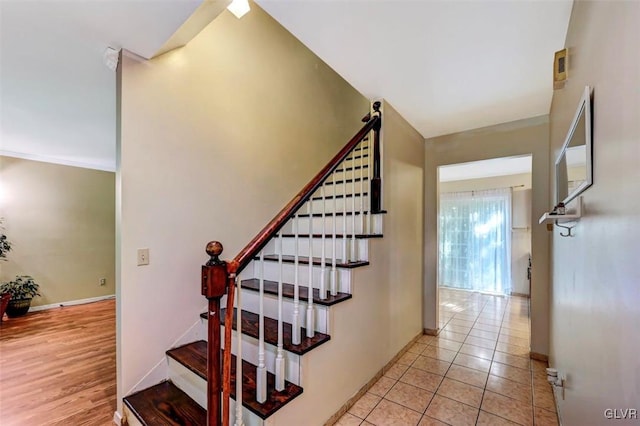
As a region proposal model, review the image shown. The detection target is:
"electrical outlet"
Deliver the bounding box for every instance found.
[99,278,106,286]
[137,248,149,266]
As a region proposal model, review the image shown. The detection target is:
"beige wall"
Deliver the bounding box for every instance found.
[548,1,640,424]
[117,4,370,412]
[0,156,115,306]
[425,116,550,354]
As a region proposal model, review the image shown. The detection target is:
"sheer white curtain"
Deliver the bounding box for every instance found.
[438,188,512,295]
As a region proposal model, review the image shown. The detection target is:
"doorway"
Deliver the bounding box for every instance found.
[438,155,532,296]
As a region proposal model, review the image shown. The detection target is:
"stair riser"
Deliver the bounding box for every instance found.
[265,235,369,262]
[317,180,370,198]
[330,168,370,183]
[281,214,369,235]
[336,155,370,171]
[240,288,331,334]
[167,359,264,426]
[250,260,353,293]
[308,195,366,214]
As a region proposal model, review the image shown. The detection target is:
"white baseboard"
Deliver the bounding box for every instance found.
[30,294,115,312]
[112,410,123,426]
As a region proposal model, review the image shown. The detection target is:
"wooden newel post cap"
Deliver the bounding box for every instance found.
[205,241,224,266]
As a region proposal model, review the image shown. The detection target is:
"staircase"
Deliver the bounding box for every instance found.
[123,104,384,425]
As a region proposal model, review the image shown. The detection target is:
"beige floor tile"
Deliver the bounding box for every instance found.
[465,335,497,349]
[385,362,410,380]
[412,355,451,376]
[498,334,530,348]
[481,391,533,426]
[468,328,499,341]
[362,422,375,426]
[459,343,494,360]
[493,351,531,370]
[398,350,421,366]
[445,364,488,388]
[422,346,458,362]
[534,407,559,426]
[433,337,463,352]
[496,342,529,358]
[425,395,479,426]
[408,342,429,354]
[454,313,479,321]
[385,381,434,413]
[450,318,475,328]
[418,335,435,345]
[443,324,472,335]
[436,377,484,408]
[490,362,532,385]
[336,412,365,425]
[369,376,397,397]
[477,410,520,425]
[349,392,381,419]
[533,387,556,412]
[438,330,468,343]
[476,317,502,326]
[472,323,501,333]
[418,415,449,425]
[500,327,530,339]
[400,367,444,392]
[486,375,532,403]
[453,353,491,373]
[531,359,548,374]
[365,399,422,426]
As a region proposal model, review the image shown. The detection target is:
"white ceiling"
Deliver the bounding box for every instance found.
[439,155,532,182]
[0,0,573,171]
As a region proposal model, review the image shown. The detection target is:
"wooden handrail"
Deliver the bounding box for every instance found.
[227,110,381,277]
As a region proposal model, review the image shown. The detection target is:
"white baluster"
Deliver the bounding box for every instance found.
[359,141,366,235]
[331,170,338,296]
[275,234,285,391]
[366,135,372,234]
[350,150,358,262]
[292,214,301,345]
[234,276,244,426]
[306,202,315,338]
[341,164,349,263]
[319,186,327,300]
[256,251,267,403]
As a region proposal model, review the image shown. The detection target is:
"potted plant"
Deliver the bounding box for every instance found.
[0,276,41,317]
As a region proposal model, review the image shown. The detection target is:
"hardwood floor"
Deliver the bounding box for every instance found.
[0,299,116,425]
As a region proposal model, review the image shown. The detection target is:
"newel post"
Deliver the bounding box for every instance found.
[370,101,383,213]
[201,241,228,426]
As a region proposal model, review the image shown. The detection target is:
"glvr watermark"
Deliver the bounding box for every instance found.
[604,408,638,420]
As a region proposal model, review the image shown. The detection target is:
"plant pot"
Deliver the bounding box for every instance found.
[6,298,32,318]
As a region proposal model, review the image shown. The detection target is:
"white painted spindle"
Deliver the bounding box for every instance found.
[366,135,372,234]
[341,164,349,263]
[256,251,266,403]
[359,141,366,235]
[292,214,301,345]
[319,186,327,300]
[275,234,285,391]
[306,201,315,338]
[350,151,358,262]
[234,276,244,426]
[331,170,338,296]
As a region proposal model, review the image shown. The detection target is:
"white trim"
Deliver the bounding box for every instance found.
[112,410,123,426]
[0,150,116,172]
[29,294,115,312]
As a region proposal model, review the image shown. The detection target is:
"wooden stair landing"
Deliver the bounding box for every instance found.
[123,381,206,426]
[242,278,352,307]
[200,308,330,355]
[166,341,303,420]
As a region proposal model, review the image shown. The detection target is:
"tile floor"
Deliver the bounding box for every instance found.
[336,288,559,426]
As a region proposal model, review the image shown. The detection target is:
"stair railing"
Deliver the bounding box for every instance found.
[201,101,381,426]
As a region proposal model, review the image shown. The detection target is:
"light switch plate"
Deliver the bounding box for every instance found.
[137,248,150,266]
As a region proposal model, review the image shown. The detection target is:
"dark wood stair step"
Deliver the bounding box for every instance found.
[259,254,369,268]
[324,177,366,186]
[280,233,382,239]
[344,153,369,161]
[166,341,303,420]
[295,210,386,218]
[123,380,206,426]
[241,278,352,307]
[334,164,368,173]
[312,192,367,201]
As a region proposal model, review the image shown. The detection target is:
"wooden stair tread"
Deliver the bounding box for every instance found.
[259,254,369,268]
[295,210,386,218]
[324,177,366,185]
[166,341,303,419]
[201,308,330,355]
[312,192,367,200]
[334,164,368,173]
[123,381,206,426]
[241,278,352,307]
[280,233,383,239]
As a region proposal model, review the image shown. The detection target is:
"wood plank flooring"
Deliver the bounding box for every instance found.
[0,299,116,425]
